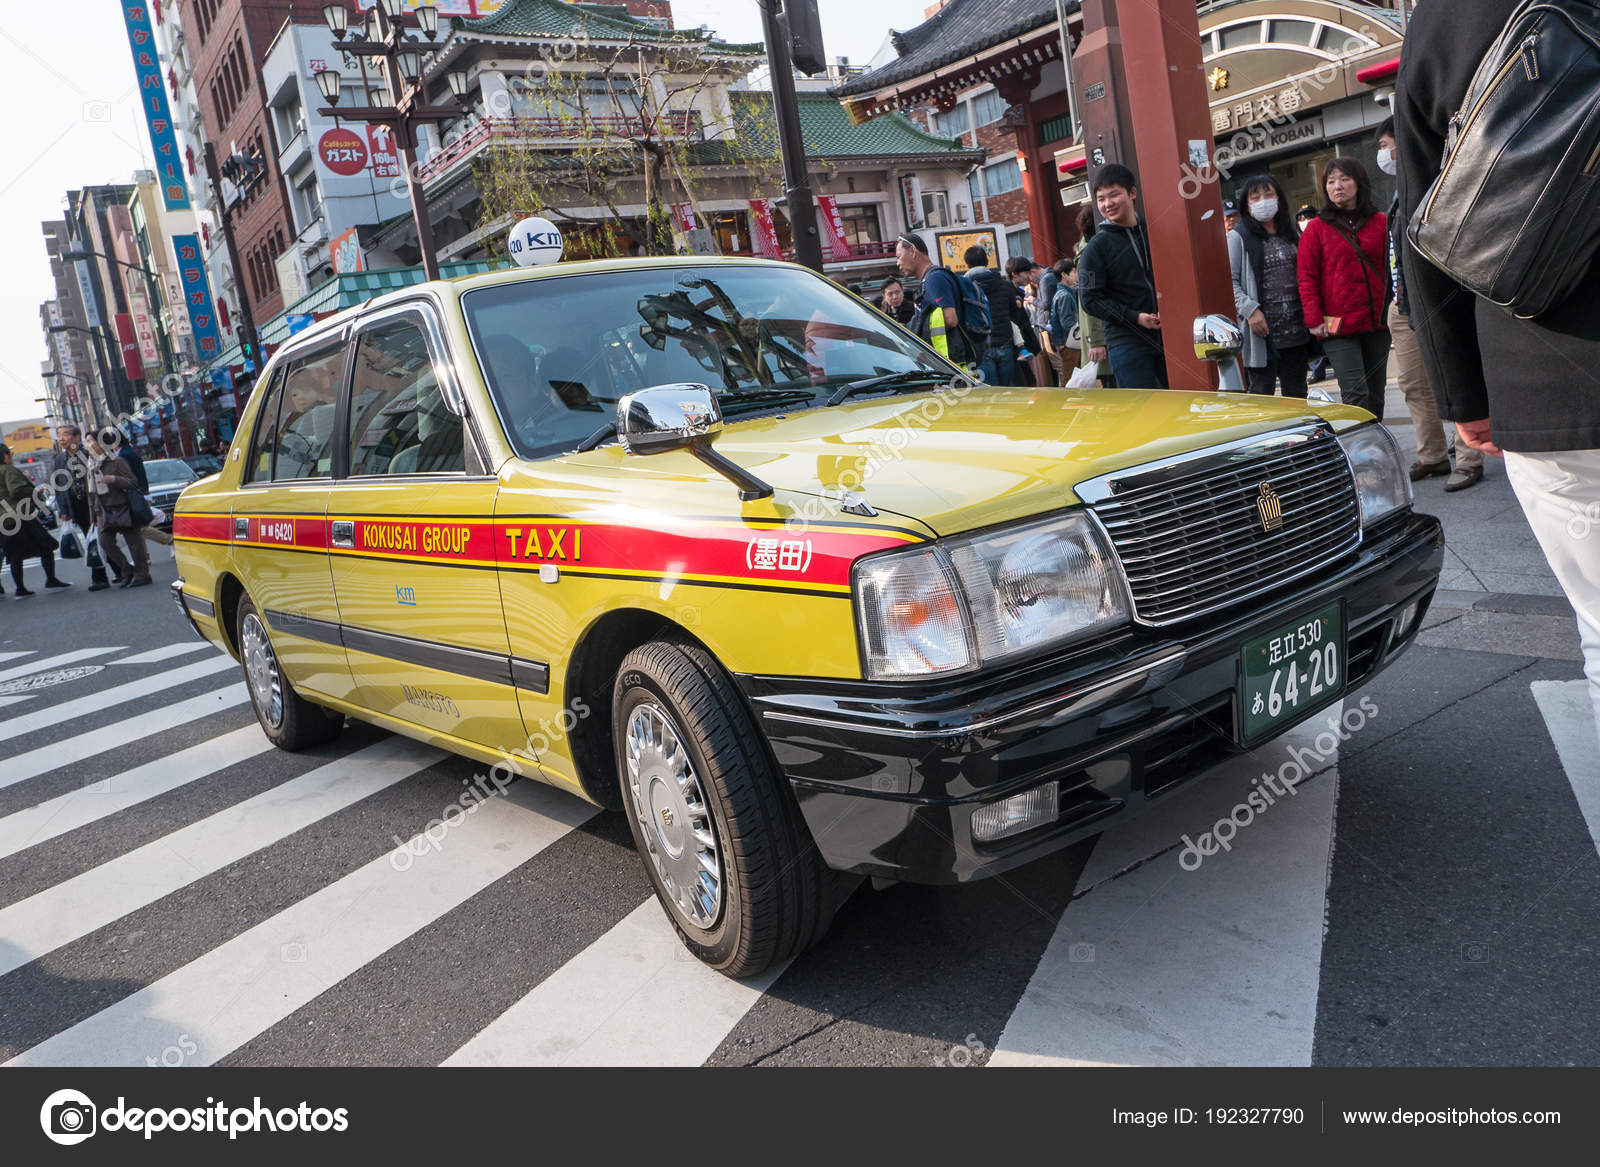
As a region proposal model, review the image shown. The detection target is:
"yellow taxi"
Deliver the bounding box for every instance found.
[172,257,1443,976]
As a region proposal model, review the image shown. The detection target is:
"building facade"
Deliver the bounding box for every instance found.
[176,0,318,325]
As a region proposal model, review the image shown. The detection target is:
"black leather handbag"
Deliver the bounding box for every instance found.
[128,488,153,528]
[1407,0,1600,319]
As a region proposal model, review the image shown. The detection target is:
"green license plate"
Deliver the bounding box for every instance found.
[1239,603,1345,745]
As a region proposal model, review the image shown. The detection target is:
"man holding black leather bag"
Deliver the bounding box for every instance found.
[1396,0,1600,743]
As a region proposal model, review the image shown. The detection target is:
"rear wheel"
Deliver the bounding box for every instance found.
[236,593,343,751]
[613,633,837,977]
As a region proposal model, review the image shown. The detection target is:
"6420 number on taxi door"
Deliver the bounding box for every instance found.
[1239,603,1344,745]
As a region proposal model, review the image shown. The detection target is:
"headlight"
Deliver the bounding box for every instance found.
[1338,423,1411,527]
[854,513,1130,680]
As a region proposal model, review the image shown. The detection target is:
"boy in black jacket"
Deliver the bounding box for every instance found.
[1396,0,1600,742]
[1077,163,1167,388]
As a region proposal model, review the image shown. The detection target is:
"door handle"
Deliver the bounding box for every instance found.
[331,520,354,549]
[234,517,249,541]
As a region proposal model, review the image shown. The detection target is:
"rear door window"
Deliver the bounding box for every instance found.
[272,347,345,480]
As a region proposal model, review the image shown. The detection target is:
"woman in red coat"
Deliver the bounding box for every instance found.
[1296,157,1391,418]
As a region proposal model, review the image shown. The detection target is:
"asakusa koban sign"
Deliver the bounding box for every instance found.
[1218,115,1325,168]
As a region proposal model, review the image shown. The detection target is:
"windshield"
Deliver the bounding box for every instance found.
[145,459,198,487]
[462,264,951,460]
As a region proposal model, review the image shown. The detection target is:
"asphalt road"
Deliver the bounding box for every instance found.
[0,518,1596,1068]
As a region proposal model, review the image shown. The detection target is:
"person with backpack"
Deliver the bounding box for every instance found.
[1396,0,1600,743]
[1378,118,1484,492]
[1078,164,1167,388]
[965,245,1027,386]
[1228,173,1311,398]
[1297,157,1391,418]
[1073,207,1109,384]
[895,231,986,374]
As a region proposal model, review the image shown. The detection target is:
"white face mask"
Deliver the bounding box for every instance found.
[1377,147,1397,175]
[1249,197,1279,222]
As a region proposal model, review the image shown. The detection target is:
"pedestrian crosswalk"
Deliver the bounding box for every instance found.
[0,638,1596,1067]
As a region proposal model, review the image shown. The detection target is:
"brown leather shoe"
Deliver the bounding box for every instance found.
[1409,459,1451,481]
[1444,465,1483,492]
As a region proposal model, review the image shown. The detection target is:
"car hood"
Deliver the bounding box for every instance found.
[701,387,1369,536]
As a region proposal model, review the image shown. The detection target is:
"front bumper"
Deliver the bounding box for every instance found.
[737,511,1443,884]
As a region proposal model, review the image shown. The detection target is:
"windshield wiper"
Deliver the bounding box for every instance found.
[573,421,617,453]
[718,388,821,416]
[826,371,951,407]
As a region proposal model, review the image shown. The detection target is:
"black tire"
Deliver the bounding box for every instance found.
[613,633,836,977]
[236,592,344,751]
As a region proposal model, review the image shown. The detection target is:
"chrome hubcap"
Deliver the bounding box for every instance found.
[240,612,284,730]
[625,702,722,929]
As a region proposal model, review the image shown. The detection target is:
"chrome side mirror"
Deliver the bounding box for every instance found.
[1193,314,1246,393]
[1307,386,1334,404]
[617,383,724,455]
[616,383,773,501]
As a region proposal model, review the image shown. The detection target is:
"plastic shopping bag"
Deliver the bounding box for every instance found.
[85,528,104,572]
[58,521,84,559]
[1065,360,1100,389]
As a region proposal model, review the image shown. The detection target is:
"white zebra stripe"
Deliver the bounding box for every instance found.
[0,736,442,981]
[0,647,125,684]
[444,897,786,1067]
[0,654,237,744]
[7,778,595,1067]
[112,643,220,666]
[0,684,250,791]
[0,725,275,860]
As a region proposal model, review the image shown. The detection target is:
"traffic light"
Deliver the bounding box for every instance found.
[787,0,826,76]
[240,334,259,372]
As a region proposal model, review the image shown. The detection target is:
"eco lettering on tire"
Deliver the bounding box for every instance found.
[612,633,838,977]
[235,593,345,751]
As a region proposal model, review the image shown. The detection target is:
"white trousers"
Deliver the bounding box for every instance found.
[1504,448,1600,750]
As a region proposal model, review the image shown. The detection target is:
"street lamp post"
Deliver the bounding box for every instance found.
[314,1,471,280]
[46,323,119,427]
[758,0,824,273]
[202,141,266,376]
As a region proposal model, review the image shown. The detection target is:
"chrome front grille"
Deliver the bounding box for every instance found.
[1083,425,1361,625]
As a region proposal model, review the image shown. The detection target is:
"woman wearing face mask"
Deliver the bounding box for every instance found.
[1226,174,1310,398]
[1296,157,1392,417]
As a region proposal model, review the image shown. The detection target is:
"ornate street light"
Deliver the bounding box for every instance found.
[313,0,471,280]
[322,3,348,40]
[314,67,342,106]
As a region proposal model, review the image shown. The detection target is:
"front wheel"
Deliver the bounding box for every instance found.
[236,593,344,751]
[613,634,836,977]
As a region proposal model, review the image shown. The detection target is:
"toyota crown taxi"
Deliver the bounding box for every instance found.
[171,257,1443,977]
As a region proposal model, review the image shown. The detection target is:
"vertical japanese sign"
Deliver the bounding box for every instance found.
[670,202,697,232]
[126,277,162,369]
[121,4,190,211]
[171,234,222,361]
[73,261,103,330]
[367,124,401,179]
[115,314,145,381]
[815,195,854,262]
[900,175,922,229]
[748,199,783,259]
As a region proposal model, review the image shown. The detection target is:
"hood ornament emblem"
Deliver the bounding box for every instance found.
[1257,482,1284,532]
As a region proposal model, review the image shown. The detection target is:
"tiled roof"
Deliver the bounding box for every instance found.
[690,91,980,164]
[460,0,762,53]
[833,0,1071,96]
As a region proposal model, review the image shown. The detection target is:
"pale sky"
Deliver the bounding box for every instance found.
[0,0,935,423]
